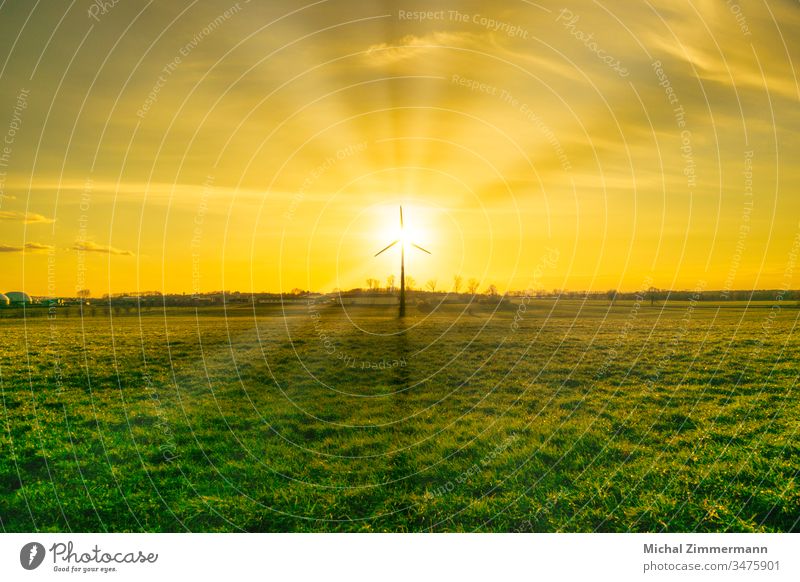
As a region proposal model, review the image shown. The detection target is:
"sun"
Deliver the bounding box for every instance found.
[399,221,423,252]
[374,204,429,252]
[372,205,433,259]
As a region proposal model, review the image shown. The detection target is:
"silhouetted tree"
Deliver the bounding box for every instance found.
[386,274,395,292]
[453,275,463,294]
[467,278,480,295]
[426,279,437,292]
[647,286,659,306]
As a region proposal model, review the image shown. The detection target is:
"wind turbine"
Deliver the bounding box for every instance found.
[374,206,430,317]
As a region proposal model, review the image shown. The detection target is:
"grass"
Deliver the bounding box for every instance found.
[1,299,798,532]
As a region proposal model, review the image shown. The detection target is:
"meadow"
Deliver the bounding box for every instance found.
[1,298,798,532]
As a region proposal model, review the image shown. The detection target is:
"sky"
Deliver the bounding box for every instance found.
[0,0,798,296]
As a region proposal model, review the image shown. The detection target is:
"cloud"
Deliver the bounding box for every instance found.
[363,29,581,82]
[7,179,278,209]
[0,242,54,253]
[0,210,55,223]
[365,31,484,66]
[643,12,800,102]
[73,241,134,256]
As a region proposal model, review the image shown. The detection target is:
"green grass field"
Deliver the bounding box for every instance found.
[1,299,798,532]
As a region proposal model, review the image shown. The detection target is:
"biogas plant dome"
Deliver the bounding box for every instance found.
[5,291,30,304]
[0,293,9,306]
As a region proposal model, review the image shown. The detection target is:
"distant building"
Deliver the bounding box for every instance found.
[0,293,9,306]
[5,291,31,305]
[337,293,398,306]
[256,293,330,305]
[192,296,216,304]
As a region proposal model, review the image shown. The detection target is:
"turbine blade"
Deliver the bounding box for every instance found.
[411,242,431,254]
[374,240,399,257]
[399,206,404,229]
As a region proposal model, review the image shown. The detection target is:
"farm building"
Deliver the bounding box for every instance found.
[5,291,31,305]
[0,293,9,306]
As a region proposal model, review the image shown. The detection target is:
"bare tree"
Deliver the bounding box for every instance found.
[467,278,480,295]
[453,275,463,294]
[485,284,498,296]
[426,279,437,292]
[366,278,379,291]
[405,276,416,291]
[386,274,395,292]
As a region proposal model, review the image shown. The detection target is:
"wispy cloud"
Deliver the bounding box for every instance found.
[0,210,54,223]
[365,31,483,66]
[0,242,54,253]
[645,27,800,102]
[73,240,134,256]
[7,179,278,207]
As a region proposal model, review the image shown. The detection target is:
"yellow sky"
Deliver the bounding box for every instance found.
[0,0,798,296]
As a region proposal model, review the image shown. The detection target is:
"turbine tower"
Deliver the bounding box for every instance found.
[374,206,430,317]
